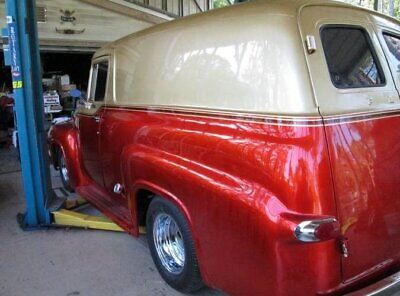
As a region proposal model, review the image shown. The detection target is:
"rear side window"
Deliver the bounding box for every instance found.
[89,60,109,101]
[383,33,400,63]
[320,26,385,88]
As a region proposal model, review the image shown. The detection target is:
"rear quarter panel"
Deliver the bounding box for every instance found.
[100,107,341,295]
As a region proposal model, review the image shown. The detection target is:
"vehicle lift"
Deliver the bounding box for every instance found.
[3,0,143,234]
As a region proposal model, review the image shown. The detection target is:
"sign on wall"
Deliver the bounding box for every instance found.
[7,15,23,89]
[55,9,85,34]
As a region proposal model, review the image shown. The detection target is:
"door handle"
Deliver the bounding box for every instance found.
[93,116,100,123]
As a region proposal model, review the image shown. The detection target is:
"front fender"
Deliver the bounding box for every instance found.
[48,120,87,188]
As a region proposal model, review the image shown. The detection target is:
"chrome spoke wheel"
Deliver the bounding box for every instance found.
[153,213,186,275]
[60,155,69,183]
[147,197,204,292]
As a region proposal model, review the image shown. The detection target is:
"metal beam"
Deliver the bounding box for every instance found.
[81,0,174,24]
[179,0,184,17]
[192,0,203,12]
[5,0,52,228]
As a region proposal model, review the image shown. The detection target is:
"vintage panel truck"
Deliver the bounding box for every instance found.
[49,1,400,294]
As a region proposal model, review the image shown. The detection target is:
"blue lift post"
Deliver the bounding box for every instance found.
[4,0,52,228]
[3,1,127,233]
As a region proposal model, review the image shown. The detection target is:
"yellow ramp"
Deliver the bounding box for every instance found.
[52,209,125,232]
[52,208,146,234]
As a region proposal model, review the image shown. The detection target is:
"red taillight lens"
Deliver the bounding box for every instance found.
[314,220,340,241]
[294,218,340,242]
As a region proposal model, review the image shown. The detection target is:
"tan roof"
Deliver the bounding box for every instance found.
[95,0,399,57]
[92,0,400,116]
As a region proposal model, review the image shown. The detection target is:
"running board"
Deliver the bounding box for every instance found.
[50,195,146,234]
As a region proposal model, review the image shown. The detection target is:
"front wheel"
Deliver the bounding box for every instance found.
[58,149,74,192]
[146,197,204,293]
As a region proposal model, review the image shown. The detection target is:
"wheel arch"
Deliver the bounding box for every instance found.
[129,180,210,283]
[48,122,87,188]
[48,140,61,169]
[131,180,195,233]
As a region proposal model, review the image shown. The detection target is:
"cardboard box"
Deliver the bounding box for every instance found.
[61,84,77,91]
[60,74,70,86]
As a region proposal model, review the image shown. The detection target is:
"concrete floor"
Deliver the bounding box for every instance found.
[0,147,222,296]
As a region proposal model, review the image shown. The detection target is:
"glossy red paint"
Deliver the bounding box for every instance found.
[78,113,104,186]
[323,115,400,284]
[48,120,88,188]
[48,106,400,295]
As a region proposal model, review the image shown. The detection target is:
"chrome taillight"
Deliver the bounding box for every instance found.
[294,218,340,242]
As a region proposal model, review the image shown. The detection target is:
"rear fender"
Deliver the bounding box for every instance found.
[121,144,233,284]
[129,180,193,234]
[120,144,340,288]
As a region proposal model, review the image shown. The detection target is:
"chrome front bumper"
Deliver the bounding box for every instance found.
[347,271,400,296]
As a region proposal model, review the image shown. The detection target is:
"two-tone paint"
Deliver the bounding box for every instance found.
[48,0,400,295]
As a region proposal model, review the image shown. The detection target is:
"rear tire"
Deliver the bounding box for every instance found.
[58,149,74,192]
[146,197,204,293]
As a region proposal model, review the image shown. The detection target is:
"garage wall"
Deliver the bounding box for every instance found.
[0,0,155,48]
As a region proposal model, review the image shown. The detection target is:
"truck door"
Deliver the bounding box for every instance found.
[299,5,400,282]
[77,57,110,186]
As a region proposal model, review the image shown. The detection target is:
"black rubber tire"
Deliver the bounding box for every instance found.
[146,197,204,293]
[58,149,74,192]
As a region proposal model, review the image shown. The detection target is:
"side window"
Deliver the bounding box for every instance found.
[320,26,385,88]
[89,60,109,101]
[383,33,400,66]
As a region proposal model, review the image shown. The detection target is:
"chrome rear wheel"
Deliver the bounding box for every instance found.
[153,213,186,274]
[147,197,204,293]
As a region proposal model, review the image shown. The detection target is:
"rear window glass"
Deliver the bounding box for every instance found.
[320,26,385,88]
[383,33,400,63]
[89,61,108,101]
